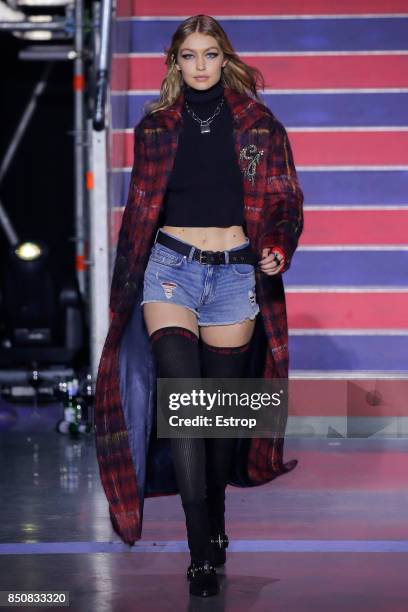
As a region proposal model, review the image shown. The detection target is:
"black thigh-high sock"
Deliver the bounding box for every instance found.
[149,326,212,562]
[200,339,252,536]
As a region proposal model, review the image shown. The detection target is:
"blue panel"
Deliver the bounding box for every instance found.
[285,251,408,286]
[112,169,408,207]
[111,171,129,209]
[268,93,408,128]
[289,335,408,371]
[111,95,155,129]
[114,18,408,53]
[299,171,408,205]
[111,93,408,130]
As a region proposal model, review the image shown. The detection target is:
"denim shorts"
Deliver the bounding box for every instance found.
[141,229,260,326]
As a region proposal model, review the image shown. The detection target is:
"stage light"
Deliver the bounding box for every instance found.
[14,241,42,261]
[1,240,58,346]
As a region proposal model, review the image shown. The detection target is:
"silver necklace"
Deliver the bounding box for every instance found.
[184,97,224,134]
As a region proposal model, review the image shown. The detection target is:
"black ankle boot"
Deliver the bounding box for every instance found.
[186,559,219,596]
[182,500,219,596]
[210,532,229,567]
[206,485,229,566]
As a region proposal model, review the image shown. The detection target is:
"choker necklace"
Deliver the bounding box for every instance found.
[184,97,224,134]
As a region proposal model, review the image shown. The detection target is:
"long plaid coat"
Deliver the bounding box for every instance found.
[95,86,304,545]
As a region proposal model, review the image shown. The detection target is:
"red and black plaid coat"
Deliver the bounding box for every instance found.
[95,86,304,545]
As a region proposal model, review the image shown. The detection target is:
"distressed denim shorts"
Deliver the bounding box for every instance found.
[141,229,260,326]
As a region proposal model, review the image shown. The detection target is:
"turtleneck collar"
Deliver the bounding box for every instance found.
[183,78,224,104]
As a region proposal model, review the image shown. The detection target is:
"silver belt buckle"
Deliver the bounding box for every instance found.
[198,250,207,265]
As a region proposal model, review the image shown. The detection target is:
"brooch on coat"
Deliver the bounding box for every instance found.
[239,144,264,186]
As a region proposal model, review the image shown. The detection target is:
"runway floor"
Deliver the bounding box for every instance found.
[1,402,407,611]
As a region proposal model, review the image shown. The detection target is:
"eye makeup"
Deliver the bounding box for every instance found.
[181,52,219,60]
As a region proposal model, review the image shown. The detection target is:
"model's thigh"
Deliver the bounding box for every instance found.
[143,302,199,338]
[199,318,256,347]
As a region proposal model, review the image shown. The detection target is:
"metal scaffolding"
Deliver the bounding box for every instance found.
[0,0,113,379]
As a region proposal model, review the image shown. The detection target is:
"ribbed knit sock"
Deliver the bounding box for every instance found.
[149,325,212,561]
[200,339,252,535]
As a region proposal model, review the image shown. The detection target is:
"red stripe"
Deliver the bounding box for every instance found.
[291,132,408,166]
[111,207,123,246]
[117,0,408,18]
[301,210,408,245]
[111,55,408,91]
[288,380,408,419]
[112,207,408,248]
[275,450,408,489]
[287,293,408,329]
[111,132,128,168]
[111,130,408,168]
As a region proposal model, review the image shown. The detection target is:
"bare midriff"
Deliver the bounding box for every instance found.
[161,225,247,251]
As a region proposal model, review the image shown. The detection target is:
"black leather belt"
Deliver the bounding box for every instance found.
[155,231,259,266]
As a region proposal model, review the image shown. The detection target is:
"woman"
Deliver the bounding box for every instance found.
[95,14,304,598]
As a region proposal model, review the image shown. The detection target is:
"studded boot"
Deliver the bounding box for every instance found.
[207,485,229,567]
[183,500,219,597]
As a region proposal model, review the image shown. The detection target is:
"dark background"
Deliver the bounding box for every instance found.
[0,33,75,286]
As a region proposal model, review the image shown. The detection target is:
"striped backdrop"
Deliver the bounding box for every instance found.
[108,0,408,377]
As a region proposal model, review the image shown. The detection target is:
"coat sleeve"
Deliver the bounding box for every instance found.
[261,119,304,273]
[109,123,146,314]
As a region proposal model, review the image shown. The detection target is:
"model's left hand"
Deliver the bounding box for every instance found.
[258,247,285,276]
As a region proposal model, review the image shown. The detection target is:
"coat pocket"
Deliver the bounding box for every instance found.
[149,244,185,268]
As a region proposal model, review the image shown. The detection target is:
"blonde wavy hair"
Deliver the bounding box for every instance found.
[145,14,265,115]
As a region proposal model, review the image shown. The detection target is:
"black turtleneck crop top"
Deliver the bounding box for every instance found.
[162,79,245,228]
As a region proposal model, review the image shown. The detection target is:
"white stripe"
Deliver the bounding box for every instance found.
[289,370,408,379]
[297,245,408,251]
[285,286,408,292]
[304,205,408,210]
[110,88,408,95]
[115,126,408,134]
[288,127,408,132]
[111,204,408,212]
[114,127,408,134]
[117,14,408,22]
[298,165,408,171]
[110,166,131,172]
[112,128,133,134]
[263,88,408,94]
[114,50,408,58]
[290,329,408,336]
[111,165,408,172]
[110,89,160,96]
